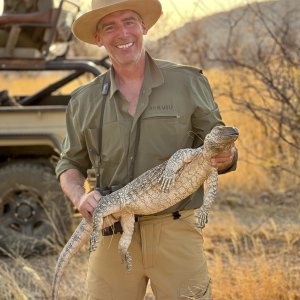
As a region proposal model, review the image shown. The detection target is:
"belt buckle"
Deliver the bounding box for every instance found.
[102,227,113,236]
[102,221,123,236]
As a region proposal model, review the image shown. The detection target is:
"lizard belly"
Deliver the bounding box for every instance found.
[128,164,210,215]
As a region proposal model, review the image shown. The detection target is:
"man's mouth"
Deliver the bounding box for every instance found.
[116,42,134,49]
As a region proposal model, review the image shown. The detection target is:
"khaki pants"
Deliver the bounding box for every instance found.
[86,210,212,300]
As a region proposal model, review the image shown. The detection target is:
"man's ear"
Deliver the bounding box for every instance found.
[141,21,148,35]
[94,31,103,47]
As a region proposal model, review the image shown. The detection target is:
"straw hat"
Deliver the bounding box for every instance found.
[72,0,162,45]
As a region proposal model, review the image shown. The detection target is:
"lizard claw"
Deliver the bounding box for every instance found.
[159,176,174,192]
[120,251,132,271]
[89,235,99,252]
[125,253,132,272]
[194,210,208,228]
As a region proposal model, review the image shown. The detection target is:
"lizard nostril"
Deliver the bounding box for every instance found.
[233,127,239,135]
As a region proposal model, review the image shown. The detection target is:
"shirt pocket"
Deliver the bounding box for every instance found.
[140,112,181,162]
[84,122,123,168]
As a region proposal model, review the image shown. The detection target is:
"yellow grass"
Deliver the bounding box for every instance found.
[205,69,299,196]
[0,72,92,95]
[205,208,300,300]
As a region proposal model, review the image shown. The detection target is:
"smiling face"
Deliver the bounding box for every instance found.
[95,10,147,68]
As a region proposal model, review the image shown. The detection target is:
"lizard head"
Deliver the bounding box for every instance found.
[203,126,239,155]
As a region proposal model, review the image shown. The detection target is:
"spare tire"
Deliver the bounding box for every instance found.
[0,161,73,256]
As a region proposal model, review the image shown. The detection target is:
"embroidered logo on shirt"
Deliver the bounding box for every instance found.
[148,104,174,111]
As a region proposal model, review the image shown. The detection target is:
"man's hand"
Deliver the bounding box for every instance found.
[76,190,101,223]
[77,191,121,226]
[59,169,119,225]
[211,143,236,171]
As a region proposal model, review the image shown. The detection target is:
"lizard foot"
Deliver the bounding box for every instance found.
[194,211,208,228]
[159,176,175,193]
[89,233,99,252]
[120,251,132,271]
[125,252,132,272]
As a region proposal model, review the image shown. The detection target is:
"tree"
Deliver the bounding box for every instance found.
[206,1,300,183]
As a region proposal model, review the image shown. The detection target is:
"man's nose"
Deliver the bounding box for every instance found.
[117,25,129,37]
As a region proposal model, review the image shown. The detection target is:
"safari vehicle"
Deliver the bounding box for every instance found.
[0,0,109,255]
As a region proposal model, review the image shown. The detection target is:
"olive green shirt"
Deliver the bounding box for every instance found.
[56,53,237,213]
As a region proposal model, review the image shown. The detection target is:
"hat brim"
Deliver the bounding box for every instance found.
[72,0,162,45]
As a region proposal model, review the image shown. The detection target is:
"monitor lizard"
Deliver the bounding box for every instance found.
[52,125,239,300]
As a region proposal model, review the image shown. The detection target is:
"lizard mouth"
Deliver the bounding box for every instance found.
[222,126,239,137]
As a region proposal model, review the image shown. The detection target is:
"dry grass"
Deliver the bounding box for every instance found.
[205,207,300,300]
[0,72,93,96]
[206,69,300,198]
[0,205,299,300]
[0,232,89,300]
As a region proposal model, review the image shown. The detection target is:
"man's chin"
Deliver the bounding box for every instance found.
[113,55,143,67]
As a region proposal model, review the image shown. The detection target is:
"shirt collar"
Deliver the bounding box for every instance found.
[107,52,164,100]
[108,67,118,99]
[144,52,164,89]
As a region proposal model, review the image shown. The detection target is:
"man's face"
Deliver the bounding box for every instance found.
[95,10,147,67]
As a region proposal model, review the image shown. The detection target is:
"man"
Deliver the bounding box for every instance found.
[0,0,53,49]
[56,0,238,299]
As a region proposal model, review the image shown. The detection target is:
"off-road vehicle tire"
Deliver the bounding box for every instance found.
[0,161,73,256]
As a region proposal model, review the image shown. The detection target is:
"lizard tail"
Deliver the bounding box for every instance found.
[51,219,92,300]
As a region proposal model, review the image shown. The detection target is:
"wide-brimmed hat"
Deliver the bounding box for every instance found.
[72,0,162,45]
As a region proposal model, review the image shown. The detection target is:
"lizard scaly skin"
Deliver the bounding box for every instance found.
[52,125,239,300]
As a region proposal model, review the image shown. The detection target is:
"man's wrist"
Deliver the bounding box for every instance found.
[218,146,238,174]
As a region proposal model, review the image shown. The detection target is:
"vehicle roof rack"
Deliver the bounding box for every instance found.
[0,0,79,60]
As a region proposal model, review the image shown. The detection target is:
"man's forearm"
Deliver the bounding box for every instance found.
[59,169,86,209]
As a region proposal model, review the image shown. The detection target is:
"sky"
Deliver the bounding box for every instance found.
[160,0,261,18]
[148,0,268,38]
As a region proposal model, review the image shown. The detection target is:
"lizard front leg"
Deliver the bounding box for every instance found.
[90,193,122,252]
[118,213,135,271]
[194,168,218,228]
[160,148,202,192]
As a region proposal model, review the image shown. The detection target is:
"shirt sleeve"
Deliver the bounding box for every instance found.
[190,72,238,174]
[55,100,91,179]
[190,73,224,147]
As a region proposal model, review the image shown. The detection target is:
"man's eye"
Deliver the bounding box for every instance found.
[126,20,135,26]
[104,26,114,32]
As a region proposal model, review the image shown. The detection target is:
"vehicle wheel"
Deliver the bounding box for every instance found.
[0,161,73,256]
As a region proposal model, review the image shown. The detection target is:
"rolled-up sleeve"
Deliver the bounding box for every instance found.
[191,74,224,146]
[191,73,238,174]
[55,100,91,179]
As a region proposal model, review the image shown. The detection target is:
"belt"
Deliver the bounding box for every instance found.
[102,221,124,236]
[101,211,182,236]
